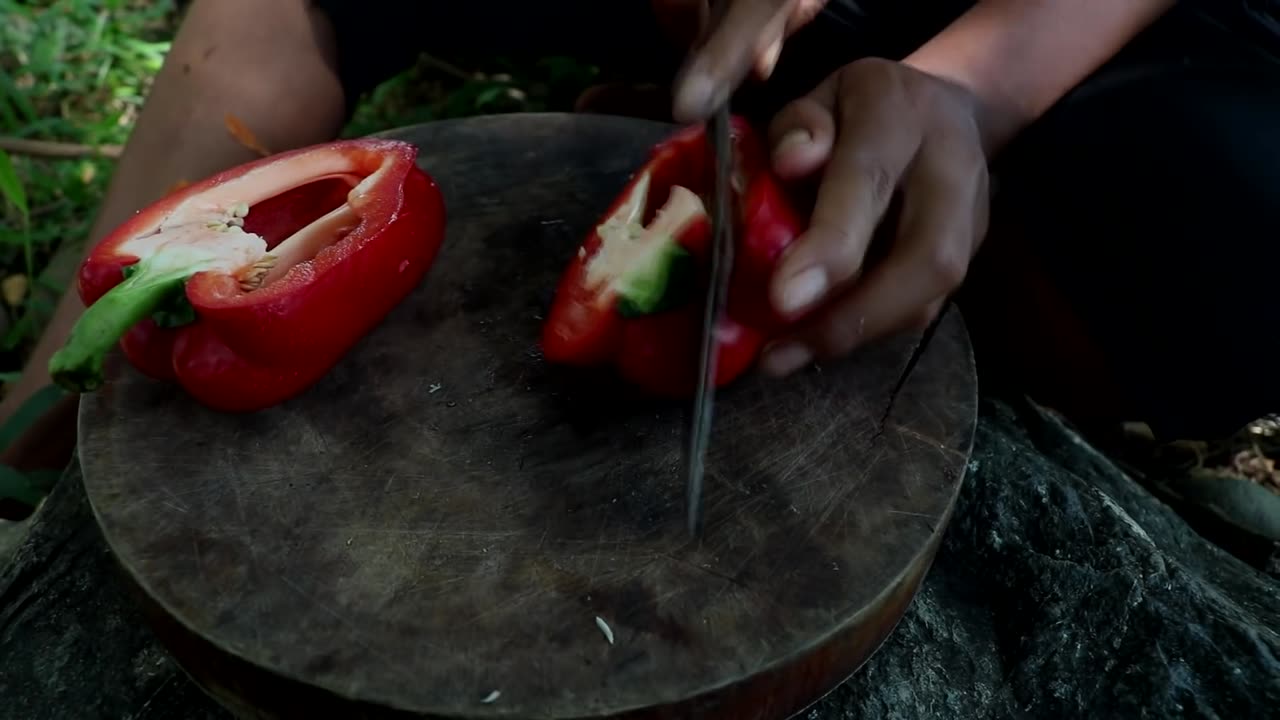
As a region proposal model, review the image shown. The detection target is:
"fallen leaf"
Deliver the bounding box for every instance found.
[224,113,271,157]
[1,274,27,306]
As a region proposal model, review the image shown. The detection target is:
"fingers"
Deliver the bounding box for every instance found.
[767,84,838,179]
[669,0,831,120]
[760,129,987,375]
[786,0,829,30]
[749,0,830,80]
[754,32,785,80]
[672,0,794,121]
[768,68,922,322]
[757,0,826,81]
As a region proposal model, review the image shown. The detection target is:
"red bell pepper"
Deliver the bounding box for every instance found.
[48,138,446,412]
[616,305,764,398]
[540,115,805,396]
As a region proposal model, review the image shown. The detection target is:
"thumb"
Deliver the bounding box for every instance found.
[672,0,794,122]
[767,78,837,180]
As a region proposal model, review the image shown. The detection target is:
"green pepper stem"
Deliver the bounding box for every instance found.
[47,258,192,393]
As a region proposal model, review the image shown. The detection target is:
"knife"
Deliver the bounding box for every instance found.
[685,105,736,537]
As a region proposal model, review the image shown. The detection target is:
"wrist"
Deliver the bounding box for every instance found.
[903,53,1032,158]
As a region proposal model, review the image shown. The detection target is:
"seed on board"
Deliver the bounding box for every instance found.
[595,615,615,645]
[481,690,501,704]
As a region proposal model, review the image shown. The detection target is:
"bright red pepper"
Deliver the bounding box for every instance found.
[616,305,764,398]
[49,138,446,412]
[541,116,805,396]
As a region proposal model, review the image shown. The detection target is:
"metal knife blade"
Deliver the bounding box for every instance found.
[685,105,736,537]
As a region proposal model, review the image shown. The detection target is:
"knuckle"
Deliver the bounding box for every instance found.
[928,242,970,288]
[933,124,987,178]
[840,152,896,209]
[844,56,896,79]
[962,166,992,239]
[865,161,897,208]
[958,139,989,176]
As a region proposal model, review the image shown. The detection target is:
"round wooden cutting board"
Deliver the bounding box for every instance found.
[77,113,978,720]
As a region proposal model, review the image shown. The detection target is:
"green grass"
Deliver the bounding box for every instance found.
[0,0,176,378]
[340,54,602,138]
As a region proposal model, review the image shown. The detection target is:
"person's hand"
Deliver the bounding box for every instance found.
[756,57,993,376]
[655,0,830,121]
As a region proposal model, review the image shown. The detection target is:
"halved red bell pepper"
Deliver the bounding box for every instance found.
[48,138,447,412]
[540,115,805,396]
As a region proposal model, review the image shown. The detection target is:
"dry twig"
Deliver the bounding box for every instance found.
[0,136,123,160]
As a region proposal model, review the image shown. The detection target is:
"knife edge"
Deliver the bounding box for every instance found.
[684,106,736,537]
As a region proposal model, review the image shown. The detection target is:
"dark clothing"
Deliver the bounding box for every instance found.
[311,0,1280,440]
[310,1,1280,116]
[311,0,979,116]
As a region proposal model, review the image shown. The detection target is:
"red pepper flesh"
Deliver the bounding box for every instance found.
[616,305,764,398]
[49,138,447,412]
[727,161,809,335]
[541,116,806,396]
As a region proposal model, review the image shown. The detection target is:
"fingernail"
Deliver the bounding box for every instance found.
[773,128,812,160]
[781,266,827,314]
[762,342,813,376]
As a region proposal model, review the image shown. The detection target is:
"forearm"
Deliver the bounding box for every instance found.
[0,0,346,438]
[88,0,347,234]
[905,0,1176,154]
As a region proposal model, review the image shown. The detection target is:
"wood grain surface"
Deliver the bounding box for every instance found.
[77,113,979,720]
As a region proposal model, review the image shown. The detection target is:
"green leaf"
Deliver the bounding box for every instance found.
[0,70,37,126]
[474,85,507,107]
[1,315,30,351]
[0,384,68,453]
[0,150,29,222]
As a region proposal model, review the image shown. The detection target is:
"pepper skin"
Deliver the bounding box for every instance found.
[49,138,447,412]
[616,305,765,399]
[541,116,805,396]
